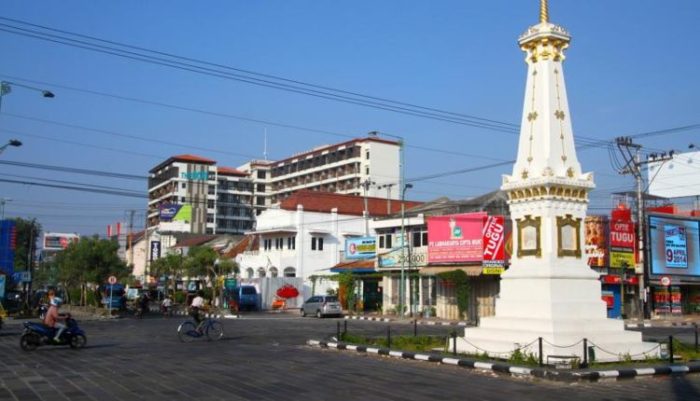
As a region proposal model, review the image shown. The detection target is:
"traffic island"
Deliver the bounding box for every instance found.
[307,339,700,382]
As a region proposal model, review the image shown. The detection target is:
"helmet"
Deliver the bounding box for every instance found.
[50,297,63,306]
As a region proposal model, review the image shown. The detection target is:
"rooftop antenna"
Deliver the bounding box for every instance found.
[263,128,268,161]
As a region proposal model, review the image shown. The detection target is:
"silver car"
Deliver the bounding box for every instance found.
[301,295,342,318]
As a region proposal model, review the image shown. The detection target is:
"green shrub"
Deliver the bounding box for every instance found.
[173,291,187,304]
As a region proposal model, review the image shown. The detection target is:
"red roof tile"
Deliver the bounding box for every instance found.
[150,154,217,173]
[217,166,249,177]
[280,190,422,217]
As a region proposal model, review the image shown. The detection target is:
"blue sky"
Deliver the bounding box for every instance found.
[0,1,698,237]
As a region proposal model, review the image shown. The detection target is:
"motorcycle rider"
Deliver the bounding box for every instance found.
[43,297,67,342]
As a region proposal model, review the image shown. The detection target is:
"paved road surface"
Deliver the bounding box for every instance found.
[1,314,699,400]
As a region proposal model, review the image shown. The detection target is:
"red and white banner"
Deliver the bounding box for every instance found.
[428,212,486,264]
[482,215,505,266]
[610,220,635,250]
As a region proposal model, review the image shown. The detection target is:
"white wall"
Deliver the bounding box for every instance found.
[237,205,367,302]
[364,141,400,199]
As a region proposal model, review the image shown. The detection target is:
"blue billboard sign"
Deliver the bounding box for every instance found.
[0,220,16,276]
[345,237,377,260]
[159,203,182,222]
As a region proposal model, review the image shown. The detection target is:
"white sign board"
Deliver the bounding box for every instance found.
[648,151,700,198]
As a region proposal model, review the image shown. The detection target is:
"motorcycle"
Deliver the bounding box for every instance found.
[20,314,87,351]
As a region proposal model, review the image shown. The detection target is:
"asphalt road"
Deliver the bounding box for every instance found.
[1,313,700,401]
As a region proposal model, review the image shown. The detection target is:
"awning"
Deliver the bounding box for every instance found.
[330,259,376,274]
[419,265,484,276]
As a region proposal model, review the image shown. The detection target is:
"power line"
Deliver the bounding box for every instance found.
[0,159,147,180]
[0,22,521,134]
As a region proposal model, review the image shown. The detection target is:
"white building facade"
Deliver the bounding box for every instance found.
[239,135,402,208]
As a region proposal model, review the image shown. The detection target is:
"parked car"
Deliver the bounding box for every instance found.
[301,295,342,318]
[230,285,258,311]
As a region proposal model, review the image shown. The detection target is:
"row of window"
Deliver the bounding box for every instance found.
[263,236,297,251]
[244,266,296,278]
[261,236,324,251]
[271,146,361,178]
[377,231,429,249]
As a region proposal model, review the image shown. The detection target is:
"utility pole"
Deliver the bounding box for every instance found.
[361,178,375,236]
[616,137,674,319]
[377,183,395,215]
[127,209,136,268]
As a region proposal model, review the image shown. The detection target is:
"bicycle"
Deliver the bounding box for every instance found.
[177,317,224,342]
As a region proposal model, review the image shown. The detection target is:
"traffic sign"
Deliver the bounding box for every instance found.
[660,276,671,287]
[108,275,117,285]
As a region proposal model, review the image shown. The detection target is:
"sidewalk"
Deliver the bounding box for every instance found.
[344,312,700,329]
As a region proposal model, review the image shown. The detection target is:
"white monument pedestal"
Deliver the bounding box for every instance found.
[454,266,659,362]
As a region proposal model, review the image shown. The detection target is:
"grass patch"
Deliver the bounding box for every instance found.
[339,333,448,352]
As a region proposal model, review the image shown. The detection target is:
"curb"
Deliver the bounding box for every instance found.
[345,316,392,323]
[344,315,471,327]
[307,340,700,382]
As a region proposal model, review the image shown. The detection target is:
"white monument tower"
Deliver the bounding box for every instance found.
[455,1,658,362]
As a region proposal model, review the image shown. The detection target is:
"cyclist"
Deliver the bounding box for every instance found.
[190,291,206,331]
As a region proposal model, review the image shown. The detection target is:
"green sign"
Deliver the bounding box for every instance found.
[224,278,237,290]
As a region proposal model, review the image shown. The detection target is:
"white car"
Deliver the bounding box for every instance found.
[300,295,342,318]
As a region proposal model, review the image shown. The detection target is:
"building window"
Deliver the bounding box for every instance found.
[287,236,296,250]
[311,236,324,251]
[264,239,272,251]
[257,183,266,192]
[258,267,266,278]
[181,182,186,189]
[283,267,296,277]
[366,166,370,175]
[412,230,428,247]
[181,197,186,202]
[256,197,266,206]
[275,238,283,250]
[379,234,392,249]
[269,267,278,278]
[366,150,370,160]
[246,268,254,278]
[206,214,214,223]
[207,200,215,209]
[257,170,266,179]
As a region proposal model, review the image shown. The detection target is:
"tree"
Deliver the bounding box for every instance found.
[149,253,184,294]
[184,246,238,307]
[54,236,129,306]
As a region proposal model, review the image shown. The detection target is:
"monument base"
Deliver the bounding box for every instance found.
[452,273,660,363]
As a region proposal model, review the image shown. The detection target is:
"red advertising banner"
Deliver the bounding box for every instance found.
[610,220,635,250]
[428,212,486,264]
[482,215,505,266]
[584,216,607,267]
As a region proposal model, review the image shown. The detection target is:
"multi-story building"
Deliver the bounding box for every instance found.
[147,155,255,235]
[148,135,401,233]
[238,135,401,208]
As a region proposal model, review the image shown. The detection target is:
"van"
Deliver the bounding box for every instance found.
[231,285,258,311]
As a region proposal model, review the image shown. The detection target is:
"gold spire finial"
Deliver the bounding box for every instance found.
[540,0,549,23]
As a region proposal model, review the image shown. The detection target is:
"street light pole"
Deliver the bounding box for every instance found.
[1,81,54,155]
[0,139,22,156]
[0,198,10,220]
[400,183,413,317]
